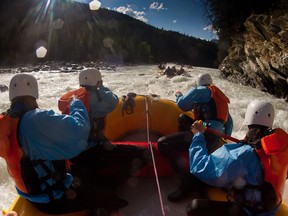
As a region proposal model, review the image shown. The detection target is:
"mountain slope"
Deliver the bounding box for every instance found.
[0,0,217,67]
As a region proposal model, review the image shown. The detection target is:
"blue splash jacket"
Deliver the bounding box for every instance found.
[17,99,90,203]
[189,132,280,216]
[176,85,233,135]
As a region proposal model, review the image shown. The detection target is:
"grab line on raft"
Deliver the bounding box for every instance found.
[145,96,166,216]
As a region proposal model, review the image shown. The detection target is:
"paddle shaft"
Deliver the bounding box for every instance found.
[205,127,240,143]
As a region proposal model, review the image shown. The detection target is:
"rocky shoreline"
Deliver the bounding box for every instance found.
[0,61,118,74]
[0,61,121,92]
[220,12,288,102]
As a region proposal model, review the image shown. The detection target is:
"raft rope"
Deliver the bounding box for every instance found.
[145,96,166,216]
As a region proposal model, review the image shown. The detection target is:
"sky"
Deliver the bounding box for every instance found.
[78,0,217,40]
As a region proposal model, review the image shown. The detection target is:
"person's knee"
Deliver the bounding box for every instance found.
[157,135,170,148]
[178,114,189,123]
[178,114,194,131]
[157,139,170,153]
[186,199,203,216]
[4,211,18,216]
[157,135,168,144]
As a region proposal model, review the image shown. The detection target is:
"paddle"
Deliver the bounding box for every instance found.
[192,120,241,143]
[205,127,241,143]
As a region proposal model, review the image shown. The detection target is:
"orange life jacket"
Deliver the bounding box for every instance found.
[0,113,69,198]
[58,87,91,114]
[207,85,230,122]
[193,85,230,123]
[256,128,288,205]
[58,88,106,141]
[0,113,27,193]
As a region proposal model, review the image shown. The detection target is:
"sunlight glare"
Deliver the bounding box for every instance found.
[89,0,101,10]
[36,46,48,58]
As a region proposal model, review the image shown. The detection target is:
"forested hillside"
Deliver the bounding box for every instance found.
[0,0,217,67]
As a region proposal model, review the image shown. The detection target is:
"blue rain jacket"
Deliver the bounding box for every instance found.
[189,132,280,216]
[89,86,119,118]
[176,85,233,135]
[17,99,90,203]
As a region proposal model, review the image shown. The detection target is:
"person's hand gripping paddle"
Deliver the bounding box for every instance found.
[191,120,240,143]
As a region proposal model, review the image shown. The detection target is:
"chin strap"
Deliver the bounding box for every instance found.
[145,96,166,216]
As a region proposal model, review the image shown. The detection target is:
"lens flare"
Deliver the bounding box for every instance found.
[36,46,48,58]
[89,0,101,10]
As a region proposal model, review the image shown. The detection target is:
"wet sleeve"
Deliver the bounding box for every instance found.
[189,133,260,187]
[69,99,90,130]
[19,99,91,160]
[89,87,119,117]
[98,87,119,113]
[176,87,211,111]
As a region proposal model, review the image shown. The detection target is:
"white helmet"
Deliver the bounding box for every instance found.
[79,68,102,87]
[196,73,212,86]
[244,100,274,128]
[9,74,39,100]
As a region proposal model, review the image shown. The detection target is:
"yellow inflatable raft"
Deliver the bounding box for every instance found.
[3,94,288,216]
